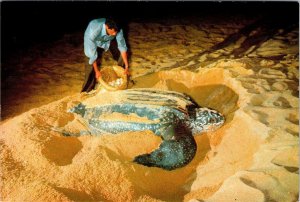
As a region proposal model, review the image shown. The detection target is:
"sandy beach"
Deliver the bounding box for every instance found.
[1,2,299,202]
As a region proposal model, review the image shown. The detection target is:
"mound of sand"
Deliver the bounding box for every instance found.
[1,64,298,201]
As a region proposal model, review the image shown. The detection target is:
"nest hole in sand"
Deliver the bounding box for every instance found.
[109,70,241,201]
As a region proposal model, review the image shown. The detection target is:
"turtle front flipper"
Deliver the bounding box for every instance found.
[133,120,197,170]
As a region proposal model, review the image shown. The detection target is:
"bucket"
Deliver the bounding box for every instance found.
[97,65,128,91]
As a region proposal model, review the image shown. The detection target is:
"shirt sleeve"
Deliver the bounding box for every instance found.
[84,20,102,65]
[84,38,98,65]
[116,29,128,52]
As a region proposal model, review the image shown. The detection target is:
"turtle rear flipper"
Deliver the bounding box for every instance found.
[133,121,197,170]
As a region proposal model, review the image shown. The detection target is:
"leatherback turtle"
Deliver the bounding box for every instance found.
[59,88,225,170]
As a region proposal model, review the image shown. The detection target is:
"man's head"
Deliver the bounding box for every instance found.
[105,18,119,36]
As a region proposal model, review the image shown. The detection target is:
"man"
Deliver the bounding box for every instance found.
[81,18,129,92]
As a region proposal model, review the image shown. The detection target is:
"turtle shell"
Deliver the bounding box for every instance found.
[70,88,199,136]
[79,88,198,114]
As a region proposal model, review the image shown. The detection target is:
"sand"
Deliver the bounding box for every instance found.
[1,14,299,201]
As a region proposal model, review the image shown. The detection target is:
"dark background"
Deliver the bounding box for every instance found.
[1,1,299,61]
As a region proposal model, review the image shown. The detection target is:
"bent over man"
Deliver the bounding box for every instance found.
[82,18,129,92]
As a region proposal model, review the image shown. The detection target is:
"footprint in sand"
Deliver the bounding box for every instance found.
[271,147,299,173]
[243,83,265,94]
[286,113,299,125]
[244,109,270,126]
[273,97,292,108]
[285,126,298,137]
[258,68,287,79]
[284,113,298,137]
[271,81,288,91]
[41,135,82,166]
[250,95,266,106]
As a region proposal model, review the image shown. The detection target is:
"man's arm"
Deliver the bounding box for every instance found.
[116,30,129,75]
[93,61,101,79]
[120,51,129,75]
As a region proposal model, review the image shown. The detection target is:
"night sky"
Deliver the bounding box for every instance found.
[1,1,299,61]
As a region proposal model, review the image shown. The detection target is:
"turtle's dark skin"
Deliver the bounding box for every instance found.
[60,89,225,170]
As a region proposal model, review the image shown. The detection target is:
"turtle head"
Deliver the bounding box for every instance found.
[190,107,225,134]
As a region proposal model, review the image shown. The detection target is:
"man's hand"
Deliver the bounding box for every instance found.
[120,51,130,76]
[124,67,130,76]
[93,61,101,79]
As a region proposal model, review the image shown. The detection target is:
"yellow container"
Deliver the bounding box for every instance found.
[97,65,128,91]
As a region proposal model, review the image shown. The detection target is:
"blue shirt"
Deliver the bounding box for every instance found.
[84,18,128,65]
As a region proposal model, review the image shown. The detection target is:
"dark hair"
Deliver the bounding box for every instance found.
[105,18,119,32]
